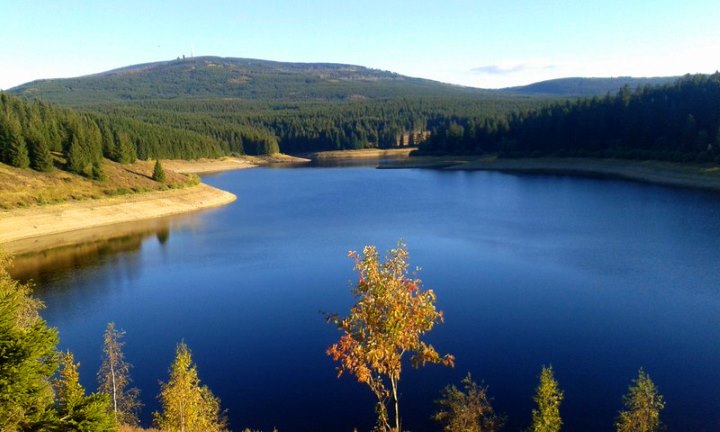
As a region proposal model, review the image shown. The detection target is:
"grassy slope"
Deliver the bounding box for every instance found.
[0,158,196,210]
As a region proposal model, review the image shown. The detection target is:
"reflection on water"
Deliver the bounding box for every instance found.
[9,214,199,285]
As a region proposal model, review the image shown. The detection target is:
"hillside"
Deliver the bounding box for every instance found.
[10,56,490,105]
[500,76,679,96]
[419,73,720,163]
[7,57,550,155]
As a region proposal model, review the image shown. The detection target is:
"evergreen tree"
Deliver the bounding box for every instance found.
[55,351,86,413]
[54,351,117,432]
[27,131,54,172]
[0,253,118,431]
[152,159,166,182]
[154,341,226,432]
[530,366,563,432]
[5,114,30,168]
[0,253,59,430]
[97,322,141,426]
[615,369,665,432]
[113,130,137,164]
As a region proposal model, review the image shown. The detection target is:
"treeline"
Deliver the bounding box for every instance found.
[87,95,548,154]
[419,73,720,163]
[0,93,279,179]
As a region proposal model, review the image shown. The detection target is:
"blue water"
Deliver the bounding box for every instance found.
[31,166,720,431]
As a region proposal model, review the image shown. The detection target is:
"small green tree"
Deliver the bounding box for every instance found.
[98,322,141,426]
[152,159,166,182]
[154,341,226,432]
[615,368,665,432]
[434,373,504,432]
[530,366,563,432]
[327,242,454,432]
[54,351,117,432]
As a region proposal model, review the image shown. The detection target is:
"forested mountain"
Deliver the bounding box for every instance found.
[8,56,700,160]
[8,57,552,155]
[10,56,491,105]
[419,73,720,163]
[500,76,679,97]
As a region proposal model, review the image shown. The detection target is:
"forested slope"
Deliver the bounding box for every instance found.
[419,73,720,163]
[9,57,553,155]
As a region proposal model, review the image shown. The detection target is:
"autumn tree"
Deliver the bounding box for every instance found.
[615,368,665,432]
[327,242,454,432]
[154,341,226,432]
[54,351,117,431]
[98,322,141,426]
[434,373,504,432]
[530,366,563,432]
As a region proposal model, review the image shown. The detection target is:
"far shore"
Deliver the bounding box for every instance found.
[382,155,720,192]
[299,147,416,161]
[162,154,310,173]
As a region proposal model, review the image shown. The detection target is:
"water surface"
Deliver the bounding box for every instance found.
[29,166,720,431]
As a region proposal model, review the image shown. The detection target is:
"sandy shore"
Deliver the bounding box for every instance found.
[384,156,720,192]
[0,184,236,254]
[0,154,312,255]
[162,157,258,174]
[301,147,416,160]
[160,154,310,174]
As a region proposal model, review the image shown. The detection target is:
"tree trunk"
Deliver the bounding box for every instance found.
[391,375,400,432]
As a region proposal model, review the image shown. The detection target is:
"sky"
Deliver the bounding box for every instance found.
[2,0,720,90]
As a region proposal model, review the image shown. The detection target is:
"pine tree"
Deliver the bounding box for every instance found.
[152,159,166,182]
[55,351,86,413]
[113,130,137,164]
[98,322,141,426]
[0,252,59,430]
[615,369,665,432]
[55,351,117,432]
[5,115,30,168]
[0,253,117,431]
[154,341,227,432]
[27,131,54,172]
[530,366,563,432]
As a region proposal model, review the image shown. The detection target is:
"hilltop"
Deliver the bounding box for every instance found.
[10,56,490,105]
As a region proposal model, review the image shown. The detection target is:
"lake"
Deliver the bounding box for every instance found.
[21,165,720,431]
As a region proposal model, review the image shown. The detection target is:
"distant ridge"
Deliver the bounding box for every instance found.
[9,56,489,105]
[499,76,680,97]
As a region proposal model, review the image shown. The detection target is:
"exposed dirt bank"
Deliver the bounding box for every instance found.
[1,184,235,254]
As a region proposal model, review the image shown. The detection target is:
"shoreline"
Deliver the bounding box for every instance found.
[0,154,309,255]
[299,147,416,161]
[382,156,720,193]
[1,183,236,255]
[5,153,720,256]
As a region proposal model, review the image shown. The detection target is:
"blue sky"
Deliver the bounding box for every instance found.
[2,0,719,90]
